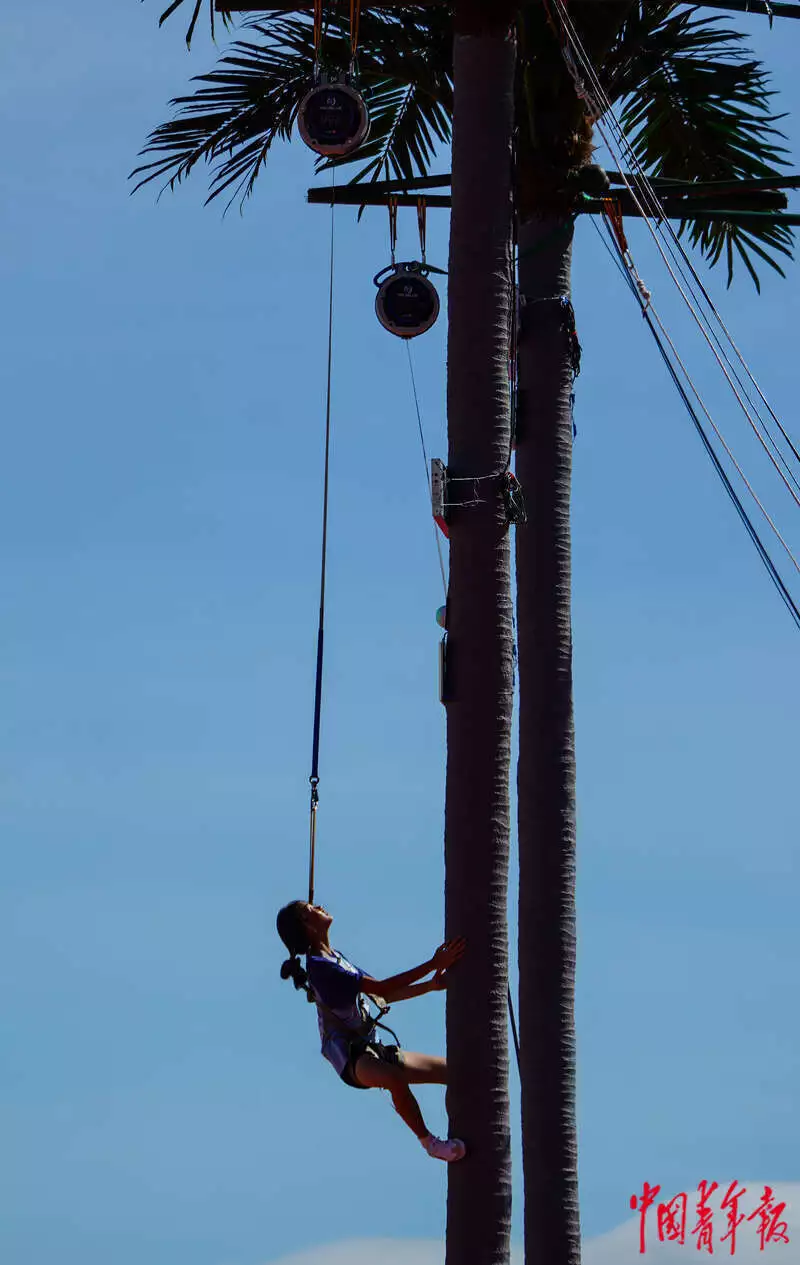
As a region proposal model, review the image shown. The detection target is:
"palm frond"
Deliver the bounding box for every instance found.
[603,1,793,286]
[131,32,311,211]
[148,0,233,47]
[132,10,452,211]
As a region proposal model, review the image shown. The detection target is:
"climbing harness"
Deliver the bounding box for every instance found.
[375,198,445,338]
[310,951,400,1048]
[295,950,403,1071]
[319,989,401,1051]
[298,0,369,157]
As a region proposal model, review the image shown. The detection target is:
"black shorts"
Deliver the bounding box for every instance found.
[340,1039,403,1090]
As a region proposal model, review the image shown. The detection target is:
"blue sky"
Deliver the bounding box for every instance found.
[1,5,797,1264]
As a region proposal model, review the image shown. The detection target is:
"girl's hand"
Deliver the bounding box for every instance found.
[432,937,466,971]
[430,969,448,991]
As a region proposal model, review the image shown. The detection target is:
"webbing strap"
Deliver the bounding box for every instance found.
[308,174,336,906]
[417,197,427,264]
[349,0,361,63]
[313,0,323,72]
[388,196,398,264]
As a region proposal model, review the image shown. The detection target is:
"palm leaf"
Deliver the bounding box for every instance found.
[150,0,232,47]
[132,10,452,211]
[603,1,793,286]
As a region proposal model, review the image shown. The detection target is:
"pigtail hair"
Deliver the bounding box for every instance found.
[276,901,317,1004]
[280,955,307,989]
[280,954,310,995]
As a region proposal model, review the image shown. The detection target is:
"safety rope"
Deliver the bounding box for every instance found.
[405,341,448,600]
[308,171,336,905]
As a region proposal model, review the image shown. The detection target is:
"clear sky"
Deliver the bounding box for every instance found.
[1,5,797,1265]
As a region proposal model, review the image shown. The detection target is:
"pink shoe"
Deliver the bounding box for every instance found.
[420,1133,467,1162]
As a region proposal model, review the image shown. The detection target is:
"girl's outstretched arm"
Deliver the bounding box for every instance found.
[389,969,452,1003]
[361,939,466,1003]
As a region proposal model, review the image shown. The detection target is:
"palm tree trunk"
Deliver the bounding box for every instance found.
[514,213,581,1265]
[444,10,516,1265]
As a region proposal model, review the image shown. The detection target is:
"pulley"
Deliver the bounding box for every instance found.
[373,261,444,339]
[297,73,370,158]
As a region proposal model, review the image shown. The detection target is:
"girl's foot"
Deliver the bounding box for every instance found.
[419,1133,466,1162]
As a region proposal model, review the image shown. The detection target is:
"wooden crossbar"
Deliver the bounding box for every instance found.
[215,0,800,10]
[698,0,800,18]
[215,1,445,10]
[308,188,451,207]
[308,184,799,226]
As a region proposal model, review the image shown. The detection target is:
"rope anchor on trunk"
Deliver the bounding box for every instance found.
[431,459,527,528]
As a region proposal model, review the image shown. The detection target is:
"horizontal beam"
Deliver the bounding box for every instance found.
[216,1,445,9]
[308,187,451,207]
[581,199,800,226]
[603,187,787,213]
[352,172,451,193]
[694,0,800,18]
[311,171,797,203]
[217,0,800,10]
[663,209,800,225]
[606,173,800,197]
[309,184,800,227]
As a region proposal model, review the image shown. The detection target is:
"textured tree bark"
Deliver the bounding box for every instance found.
[444,12,516,1265]
[515,215,581,1265]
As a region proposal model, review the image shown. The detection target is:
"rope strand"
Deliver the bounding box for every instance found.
[595,214,800,628]
[405,341,448,599]
[309,170,336,904]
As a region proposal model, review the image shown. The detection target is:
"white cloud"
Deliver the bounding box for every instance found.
[264,1182,798,1265]
[262,1239,523,1265]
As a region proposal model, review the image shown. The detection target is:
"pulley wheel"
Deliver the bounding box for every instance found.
[297,82,370,158]
[375,268,440,339]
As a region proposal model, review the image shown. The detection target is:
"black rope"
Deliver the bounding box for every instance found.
[643,306,800,631]
[595,217,800,631]
[308,172,336,903]
[508,985,521,1073]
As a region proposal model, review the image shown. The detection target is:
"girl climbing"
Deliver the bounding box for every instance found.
[277,900,467,1162]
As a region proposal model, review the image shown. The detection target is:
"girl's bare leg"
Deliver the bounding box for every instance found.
[397,1051,447,1085]
[352,1053,429,1138]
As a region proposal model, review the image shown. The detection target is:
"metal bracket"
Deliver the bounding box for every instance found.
[431,458,449,538]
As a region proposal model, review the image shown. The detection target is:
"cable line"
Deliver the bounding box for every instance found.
[549,0,800,508]
[405,340,449,601]
[308,172,336,905]
[595,214,800,629]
